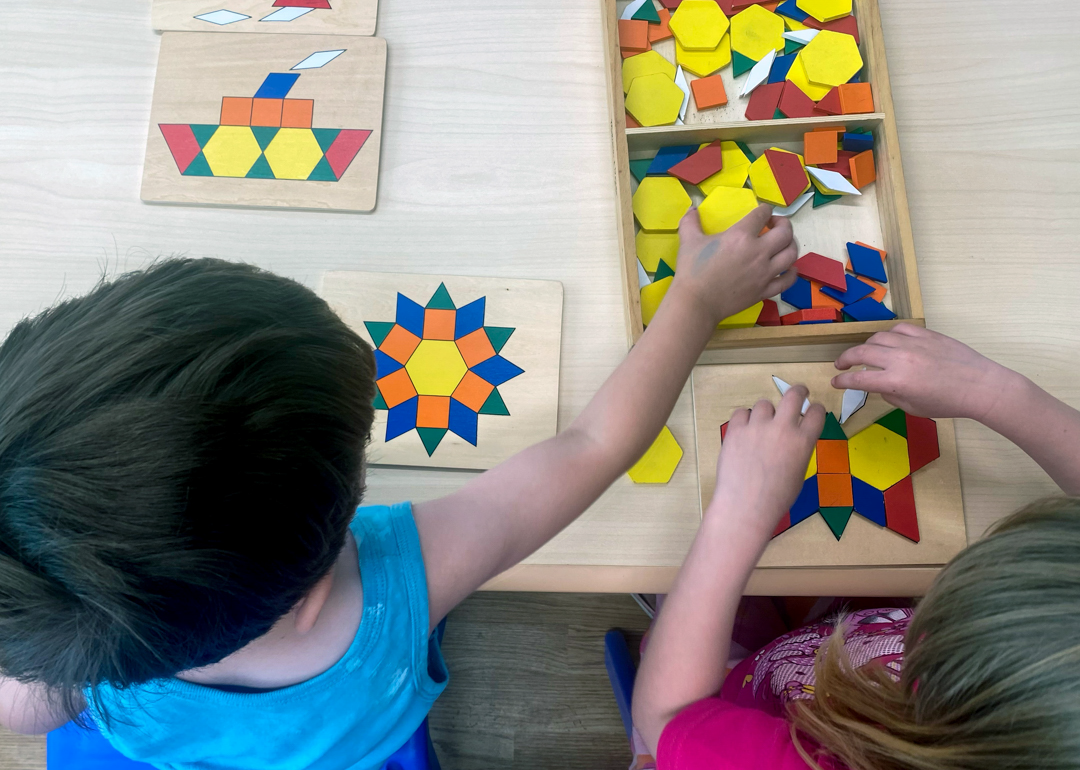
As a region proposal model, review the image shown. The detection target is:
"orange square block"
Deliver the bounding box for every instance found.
[380,324,422,364]
[456,329,495,368]
[803,130,838,166]
[810,281,845,311]
[849,149,876,189]
[220,97,253,126]
[816,440,849,474]
[281,99,314,129]
[377,368,416,409]
[452,370,495,412]
[251,98,284,127]
[818,473,853,507]
[622,41,651,57]
[691,74,728,110]
[619,19,650,51]
[838,82,874,115]
[416,395,451,429]
[423,308,456,341]
[649,8,673,42]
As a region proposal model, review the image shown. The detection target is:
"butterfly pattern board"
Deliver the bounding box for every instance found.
[153,0,378,36]
[142,33,385,212]
[692,362,967,571]
[319,271,564,470]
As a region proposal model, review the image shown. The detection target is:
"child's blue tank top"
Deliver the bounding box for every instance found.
[88,502,448,770]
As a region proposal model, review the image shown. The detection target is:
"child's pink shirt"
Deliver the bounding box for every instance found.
[656,607,911,770]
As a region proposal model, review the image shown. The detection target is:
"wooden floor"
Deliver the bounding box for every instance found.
[0,593,650,770]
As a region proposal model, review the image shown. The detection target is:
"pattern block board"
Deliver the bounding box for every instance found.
[142,32,385,211]
[153,0,378,35]
[319,271,564,470]
[692,361,966,569]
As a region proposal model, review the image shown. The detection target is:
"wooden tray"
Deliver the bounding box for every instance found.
[602,0,923,351]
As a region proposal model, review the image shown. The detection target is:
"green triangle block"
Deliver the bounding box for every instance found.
[483,326,515,354]
[773,108,785,119]
[842,312,857,323]
[820,507,854,540]
[479,388,510,416]
[784,39,804,55]
[849,127,872,135]
[629,158,651,182]
[426,283,456,310]
[876,408,908,437]
[313,128,341,152]
[308,156,337,181]
[820,412,847,440]
[190,124,220,148]
[632,0,661,23]
[245,154,275,179]
[735,140,756,162]
[733,51,756,77]
[813,188,842,208]
[364,321,396,347]
[251,126,279,150]
[372,390,388,410]
[654,259,675,281]
[182,152,214,177]
[417,427,447,456]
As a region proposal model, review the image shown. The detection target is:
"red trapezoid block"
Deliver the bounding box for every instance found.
[325,129,372,180]
[884,476,919,542]
[159,124,201,174]
[795,252,846,290]
[765,148,810,207]
[906,414,940,473]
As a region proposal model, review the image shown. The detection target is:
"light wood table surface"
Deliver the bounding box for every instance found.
[1,0,1078,603]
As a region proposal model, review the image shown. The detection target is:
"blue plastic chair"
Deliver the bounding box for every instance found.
[604,629,637,741]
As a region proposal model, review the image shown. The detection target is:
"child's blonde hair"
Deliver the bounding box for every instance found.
[789,496,1080,770]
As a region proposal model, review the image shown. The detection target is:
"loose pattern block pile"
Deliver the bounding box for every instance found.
[152,0,379,35]
[319,272,564,470]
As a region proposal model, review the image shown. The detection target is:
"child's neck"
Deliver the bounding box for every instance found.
[176,531,363,690]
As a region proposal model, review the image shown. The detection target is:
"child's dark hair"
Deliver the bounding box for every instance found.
[0,258,375,720]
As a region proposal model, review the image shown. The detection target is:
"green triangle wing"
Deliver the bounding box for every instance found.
[245,154,275,179]
[313,128,341,152]
[733,52,756,77]
[820,507,853,540]
[632,1,661,22]
[251,126,279,150]
[654,259,676,281]
[182,152,214,177]
[479,388,510,416]
[426,283,456,310]
[364,321,396,347]
[876,409,908,437]
[190,124,220,148]
[417,427,447,456]
[820,412,847,440]
[308,156,337,181]
[372,390,388,410]
[483,326,515,354]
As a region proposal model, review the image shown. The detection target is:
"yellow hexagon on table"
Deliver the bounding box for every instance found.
[730,5,785,62]
[676,34,732,77]
[699,186,758,234]
[718,301,763,329]
[201,126,263,177]
[699,141,752,195]
[848,423,911,491]
[669,0,730,51]
[264,128,325,180]
[625,72,685,127]
[636,230,680,272]
[405,340,468,396]
[640,275,673,326]
[622,50,677,94]
[628,425,683,483]
[785,53,832,101]
[796,0,852,23]
[799,30,863,87]
[633,176,693,231]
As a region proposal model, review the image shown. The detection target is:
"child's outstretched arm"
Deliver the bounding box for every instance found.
[414,205,798,630]
[833,324,1080,494]
[631,386,823,755]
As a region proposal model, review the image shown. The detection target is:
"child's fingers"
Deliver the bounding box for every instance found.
[761,269,797,299]
[728,406,751,428]
[889,322,926,338]
[678,207,704,241]
[831,368,889,392]
[750,398,776,422]
[800,403,826,437]
[767,242,799,274]
[834,342,894,372]
[734,203,774,236]
[759,216,794,253]
[777,384,809,422]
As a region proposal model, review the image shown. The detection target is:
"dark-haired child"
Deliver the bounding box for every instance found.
[0,206,798,769]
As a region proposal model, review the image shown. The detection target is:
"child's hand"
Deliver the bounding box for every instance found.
[832,324,1013,421]
[671,205,798,327]
[708,385,825,540]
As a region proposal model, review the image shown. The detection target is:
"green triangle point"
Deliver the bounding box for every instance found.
[820,507,853,540]
[182,152,214,177]
[479,388,510,416]
[483,326,515,354]
[632,0,661,23]
[629,158,651,182]
[820,412,847,440]
[735,140,756,162]
[733,51,756,77]
[307,156,337,181]
[251,126,279,150]
[245,154,275,179]
[364,320,396,347]
[417,427,448,456]
[426,283,456,310]
[312,128,341,152]
[876,408,908,437]
[372,390,388,410]
[654,259,676,281]
[190,124,219,148]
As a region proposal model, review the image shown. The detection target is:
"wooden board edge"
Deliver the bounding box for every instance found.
[704,318,925,350]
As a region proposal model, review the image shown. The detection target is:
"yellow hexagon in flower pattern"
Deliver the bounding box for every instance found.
[795,0,852,23]
[633,176,693,231]
[201,126,263,177]
[730,5,785,62]
[405,340,468,396]
[675,34,732,77]
[628,425,683,483]
[698,186,758,235]
[622,50,677,94]
[625,72,685,127]
[264,128,324,180]
[848,423,910,491]
[669,0,730,51]
[799,30,863,87]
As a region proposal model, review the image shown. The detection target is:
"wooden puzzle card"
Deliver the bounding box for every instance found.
[693,362,967,569]
[142,33,385,212]
[319,272,564,470]
[152,0,378,36]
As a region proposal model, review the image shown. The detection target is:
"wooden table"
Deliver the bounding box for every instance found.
[1,0,1078,598]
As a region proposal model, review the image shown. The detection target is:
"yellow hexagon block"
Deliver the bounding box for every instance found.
[675,34,732,77]
[849,423,911,491]
[405,340,468,396]
[785,53,832,101]
[640,275,673,326]
[718,301,763,329]
[625,72,685,127]
[669,0,730,51]
[730,5,785,62]
[264,128,325,180]
[201,126,263,177]
[796,0,852,23]
[748,153,784,206]
[698,186,758,234]
[799,30,863,87]
[636,230,680,272]
[699,141,752,195]
[628,425,683,484]
[622,50,677,94]
[633,176,693,231]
